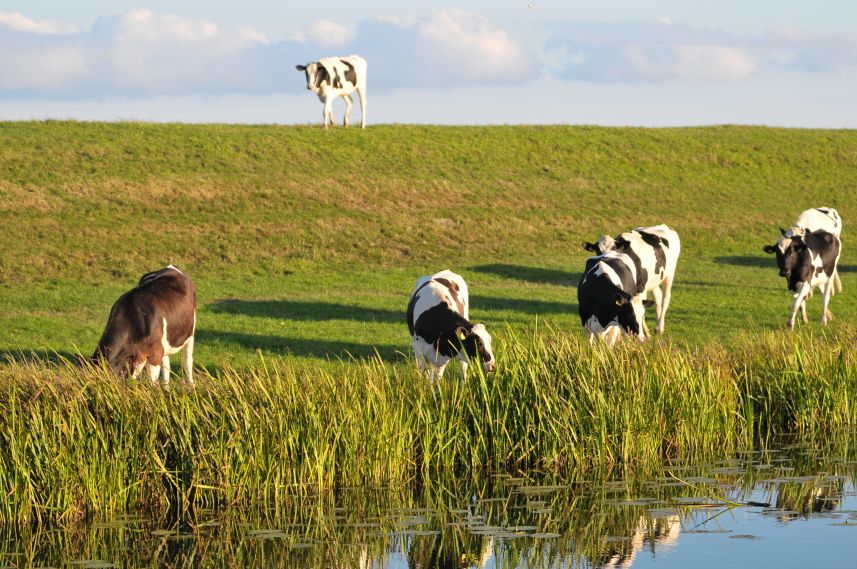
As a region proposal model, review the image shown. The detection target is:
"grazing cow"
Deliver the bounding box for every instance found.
[93,265,196,384]
[296,55,367,128]
[578,251,655,346]
[582,224,681,335]
[776,207,843,292]
[406,269,495,380]
[763,230,841,329]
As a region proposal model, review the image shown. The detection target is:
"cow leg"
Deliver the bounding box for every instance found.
[182,336,194,383]
[131,360,146,380]
[322,98,334,128]
[357,87,367,128]
[459,359,469,378]
[412,341,427,374]
[161,355,171,385]
[435,362,448,381]
[658,276,675,334]
[821,279,834,325]
[342,94,353,127]
[800,297,808,323]
[650,286,665,334]
[148,363,161,384]
[788,282,811,329]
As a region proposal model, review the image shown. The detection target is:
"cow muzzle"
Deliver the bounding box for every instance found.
[484,361,496,374]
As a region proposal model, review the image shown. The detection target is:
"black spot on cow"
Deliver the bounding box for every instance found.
[314,65,330,89]
[332,69,343,89]
[636,231,668,275]
[618,246,649,294]
[412,304,481,360]
[577,269,640,336]
[341,60,357,86]
[602,256,639,294]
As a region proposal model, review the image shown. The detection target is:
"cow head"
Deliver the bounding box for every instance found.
[582,235,616,255]
[456,323,495,373]
[764,234,807,289]
[296,62,329,94]
[91,341,140,375]
[580,287,654,341]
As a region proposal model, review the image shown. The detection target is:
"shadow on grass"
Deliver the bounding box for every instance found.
[207,299,402,323]
[470,264,581,286]
[471,295,577,316]
[839,264,857,273]
[714,255,774,269]
[197,329,404,360]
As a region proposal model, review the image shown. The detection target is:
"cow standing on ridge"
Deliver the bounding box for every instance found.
[406,270,495,381]
[582,224,681,336]
[296,55,367,128]
[93,265,196,384]
[763,230,841,329]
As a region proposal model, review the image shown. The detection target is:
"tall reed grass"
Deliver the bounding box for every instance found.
[1,326,854,523]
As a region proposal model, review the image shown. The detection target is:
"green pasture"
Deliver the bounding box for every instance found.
[1,122,855,368]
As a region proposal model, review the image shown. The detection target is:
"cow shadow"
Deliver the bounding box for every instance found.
[470,264,580,286]
[207,299,402,323]
[714,255,773,269]
[471,295,577,316]
[196,329,404,361]
[838,264,857,273]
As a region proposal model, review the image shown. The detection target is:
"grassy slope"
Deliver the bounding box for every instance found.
[1,122,856,369]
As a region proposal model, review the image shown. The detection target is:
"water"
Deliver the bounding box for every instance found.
[3,438,856,568]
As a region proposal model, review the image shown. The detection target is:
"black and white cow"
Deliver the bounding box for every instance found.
[582,224,681,336]
[92,265,196,384]
[774,207,843,293]
[763,230,841,329]
[296,55,367,128]
[578,251,655,346]
[406,269,495,380]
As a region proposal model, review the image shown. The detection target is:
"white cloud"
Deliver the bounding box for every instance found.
[674,45,757,81]
[545,20,857,83]
[417,9,532,81]
[0,11,79,35]
[354,9,536,88]
[293,20,354,49]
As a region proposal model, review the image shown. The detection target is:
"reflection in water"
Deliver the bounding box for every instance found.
[602,516,681,569]
[2,438,856,568]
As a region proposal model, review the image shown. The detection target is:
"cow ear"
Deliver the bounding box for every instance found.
[642,300,655,308]
[762,244,777,254]
[455,326,468,341]
[296,64,306,71]
[582,242,597,252]
[614,293,628,306]
[779,227,788,237]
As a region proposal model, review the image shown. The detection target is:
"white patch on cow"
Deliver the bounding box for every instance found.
[593,259,625,288]
[158,314,195,383]
[471,322,495,371]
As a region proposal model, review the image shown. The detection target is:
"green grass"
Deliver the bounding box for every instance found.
[1,327,855,524]
[1,123,857,367]
[2,122,857,524]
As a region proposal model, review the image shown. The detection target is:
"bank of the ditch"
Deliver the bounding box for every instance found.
[1,327,855,524]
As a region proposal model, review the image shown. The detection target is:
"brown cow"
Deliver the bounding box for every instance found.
[93,265,196,384]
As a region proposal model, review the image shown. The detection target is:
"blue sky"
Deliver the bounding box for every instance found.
[2,1,856,126]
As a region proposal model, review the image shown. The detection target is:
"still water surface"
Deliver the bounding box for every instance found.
[4,437,856,568]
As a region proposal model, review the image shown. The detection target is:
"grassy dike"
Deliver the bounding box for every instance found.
[1,122,857,523]
[1,327,855,523]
